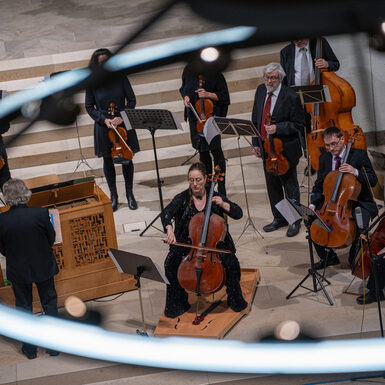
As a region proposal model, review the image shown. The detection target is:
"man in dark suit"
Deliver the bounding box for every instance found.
[280,38,339,160]
[280,38,340,87]
[310,126,378,275]
[0,179,59,359]
[252,62,305,237]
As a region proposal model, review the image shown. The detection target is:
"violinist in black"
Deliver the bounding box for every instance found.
[179,66,230,195]
[85,48,140,212]
[161,162,247,318]
[0,118,11,190]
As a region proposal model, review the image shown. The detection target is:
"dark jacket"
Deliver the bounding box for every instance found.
[311,148,378,218]
[280,37,340,86]
[251,83,305,167]
[85,75,139,158]
[0,205,58,284]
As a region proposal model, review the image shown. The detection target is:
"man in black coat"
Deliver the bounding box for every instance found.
[0,179,59,359]
[310,126,378,276]
[252,62,305,237]
[280,38,340,87]
[280,38,339,158]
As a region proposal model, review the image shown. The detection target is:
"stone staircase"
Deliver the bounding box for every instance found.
[0,40,284,183]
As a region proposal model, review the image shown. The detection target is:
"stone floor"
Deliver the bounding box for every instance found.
[0,155,384,384]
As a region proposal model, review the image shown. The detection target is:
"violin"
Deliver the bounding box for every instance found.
[177,166,226,296]
[194,75,214,133]
[310,138,361,249]
[263,113,289,176]
[107,102,134,163]
[306,38,367,172]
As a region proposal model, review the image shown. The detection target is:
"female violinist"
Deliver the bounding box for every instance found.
[309,126,377,270]
[179,65,230,195]
[85,48,140,212]
[161,162,247,318]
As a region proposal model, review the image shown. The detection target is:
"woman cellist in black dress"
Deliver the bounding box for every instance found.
[161,162,247,318]
[85,48,140,211]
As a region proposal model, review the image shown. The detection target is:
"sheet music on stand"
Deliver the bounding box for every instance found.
[287,198,332,232]
[204,116,259,146]
[290,85,331,106]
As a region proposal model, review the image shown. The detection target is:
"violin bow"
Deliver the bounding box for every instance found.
[361,166,380,216]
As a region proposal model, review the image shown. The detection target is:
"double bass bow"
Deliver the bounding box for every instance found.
[310,137,361,249]
[263,113,289,176]
[107,102,134,163]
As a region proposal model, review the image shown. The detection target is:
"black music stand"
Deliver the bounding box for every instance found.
[285,199,334,305]
[204,117,266,250]
[108,248,169,336]
[121,109,182,236]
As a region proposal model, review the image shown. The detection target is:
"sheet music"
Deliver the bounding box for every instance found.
[275,199,301,225]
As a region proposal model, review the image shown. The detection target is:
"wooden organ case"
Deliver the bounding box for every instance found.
[0,178,136,311]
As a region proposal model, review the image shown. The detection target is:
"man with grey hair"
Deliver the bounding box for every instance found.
[0,179,59,359]
[252,62,305,237]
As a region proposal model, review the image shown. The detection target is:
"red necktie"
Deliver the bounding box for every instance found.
[261,92,273,141]
[335,155,341,170]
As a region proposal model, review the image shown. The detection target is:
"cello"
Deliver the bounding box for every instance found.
[310,138,361,249]
[263,113,290,176]
[177,166,227,296]
[306,38,367,172]
[107,102,134,164]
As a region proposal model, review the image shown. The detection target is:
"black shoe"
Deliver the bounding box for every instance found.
[357,292,385,305]
[22,346,37,360]
[263,219,288,232]
[314,254,340,270]
[126,191,137,210]
[46,349,60,356]
[286,221,301,237]
[111,194,118,212]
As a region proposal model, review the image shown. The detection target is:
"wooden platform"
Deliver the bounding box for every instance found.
[154,268,260,339]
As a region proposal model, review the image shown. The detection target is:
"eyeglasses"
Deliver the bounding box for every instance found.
[324,138,342,148]
[188,177,203,184]
[264,75,279,81]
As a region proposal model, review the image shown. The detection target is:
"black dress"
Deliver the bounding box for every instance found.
[85,75,140,158]
[161,189,247,318]
[0,119,11,190]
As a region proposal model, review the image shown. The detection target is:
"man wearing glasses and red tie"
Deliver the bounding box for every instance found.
[252,62,305,237]
[309,126,378,271]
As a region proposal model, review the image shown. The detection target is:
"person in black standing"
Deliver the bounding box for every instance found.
[179,66,230,196]
[252,62,305,237]
[280,38,340,160]
[0,179,59,359]
[0,119,11,190]
[86,48,140,211]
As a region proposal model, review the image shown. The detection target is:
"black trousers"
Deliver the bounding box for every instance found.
[264,164,300,221]
[313,205,371,264]
[12,276,58,353]
[103,157,134,197]
[367,258,385,295]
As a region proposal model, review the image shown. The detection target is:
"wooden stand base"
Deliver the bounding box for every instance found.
[154,268,260,339]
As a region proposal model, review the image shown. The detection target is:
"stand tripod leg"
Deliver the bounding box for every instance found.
[181,149,199,166]
[286,272,311,299]
[313,270,333,305]
[140,128,166,236]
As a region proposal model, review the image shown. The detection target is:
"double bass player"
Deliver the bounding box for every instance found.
[309,126,378,272]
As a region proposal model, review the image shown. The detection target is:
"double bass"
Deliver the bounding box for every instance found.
[263,113,290,176]
[310,138,361,249]
[177,167,227,296]
[107,102,134,163]
[306,38,366,172]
